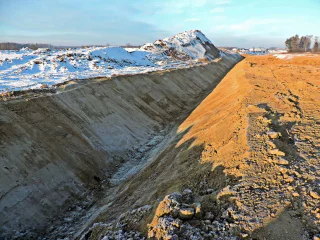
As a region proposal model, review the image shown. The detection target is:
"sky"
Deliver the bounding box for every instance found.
[0,0,319,48]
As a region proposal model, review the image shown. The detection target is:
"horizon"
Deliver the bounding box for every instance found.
[1,0,320,48]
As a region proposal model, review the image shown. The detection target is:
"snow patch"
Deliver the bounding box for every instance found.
[0,30,223,92]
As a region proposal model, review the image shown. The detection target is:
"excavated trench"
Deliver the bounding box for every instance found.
[0,53,243,239]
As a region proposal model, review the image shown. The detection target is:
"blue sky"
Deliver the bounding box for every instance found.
[0,0,319,48]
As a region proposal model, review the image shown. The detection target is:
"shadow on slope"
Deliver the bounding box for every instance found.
[82,126,241,239]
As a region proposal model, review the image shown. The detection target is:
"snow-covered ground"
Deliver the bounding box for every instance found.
[274,53,317,60]
[0,30,221,92]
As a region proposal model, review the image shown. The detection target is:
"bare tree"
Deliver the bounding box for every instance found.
[313,36,319,53]
[303,35,313,52]
[285,35,314,52]
[285,38,293,52]
[292,35,300,52]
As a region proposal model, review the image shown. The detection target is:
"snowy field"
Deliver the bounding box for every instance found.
[0,30,218,92]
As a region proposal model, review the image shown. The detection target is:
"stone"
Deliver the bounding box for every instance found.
[292,192,300,197]
[268,141,277,149]
[310,191,320,199]
[204,212,215,220]
[165,235,173,240]
[205,189,215,194]
[275,158,289,165]
[183,189,192,195]
[154,193,182,218]
[40,84,48,89]
[268,149,285,156]
[192,202,202,218]
[268,131,281,139]
[179,208,195,220]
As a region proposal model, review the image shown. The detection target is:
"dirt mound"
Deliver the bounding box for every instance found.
[1,52,319,239]
[79,54,320,240]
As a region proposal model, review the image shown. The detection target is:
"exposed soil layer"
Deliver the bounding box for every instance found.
[0,53,242,239]
[81,54,320,240]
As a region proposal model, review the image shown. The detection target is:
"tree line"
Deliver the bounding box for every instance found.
[285,35,319,53]
[0,42,53,50]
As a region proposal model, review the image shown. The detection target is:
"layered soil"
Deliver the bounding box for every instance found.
[1,53,319,240]
[82,54,320,240]
[0,53,242,239]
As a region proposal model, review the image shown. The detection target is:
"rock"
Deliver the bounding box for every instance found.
[40,84,48,89]
[268,131,282,139]
[183,189,192,195]
[204,212,215,220]
[221,209,230,219]
[310,191,320,199]
[172,219,182,228]
[190,202,202,218]
[267,141,277,149]
[204,220,211,224]
[292,192,300,197]
[154,193,182,218]
[182,188,193,203]
[205,189,215,194]
[268,149,285,156]
[275,158,289,165]
[165,234,173,240]
[179,208,195,220]
[241,233,249,238]
[284,176,294,183]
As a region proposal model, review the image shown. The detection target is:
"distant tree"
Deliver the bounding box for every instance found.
[299,36,305,51]
[285,38,293,52]
[303,35,313,52]
[313,36,319,53]
[285,35,314,52]
[0,42,53,50]
[125,43,132,47]
[29,44,37,50]
[292,35,300,52]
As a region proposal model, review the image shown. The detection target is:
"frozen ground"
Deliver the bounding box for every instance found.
[0,30,219,92]
[274,53,318,60]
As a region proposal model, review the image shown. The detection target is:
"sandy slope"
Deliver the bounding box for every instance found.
[82,54,320,240]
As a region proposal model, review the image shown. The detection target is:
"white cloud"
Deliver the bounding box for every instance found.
[216,25,226,30]
[211,7,224,13]
[229,19,277,31]
[184,18,201,22]
[213,15,227,21]
[193,0,208,7]
[148,0,208,15]
[216,0,230,5]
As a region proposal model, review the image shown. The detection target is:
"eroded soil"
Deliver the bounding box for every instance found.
[75,54,320,240]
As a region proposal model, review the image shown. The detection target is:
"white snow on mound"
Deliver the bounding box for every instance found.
[140,30,220,61]
[0,30,221,92]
